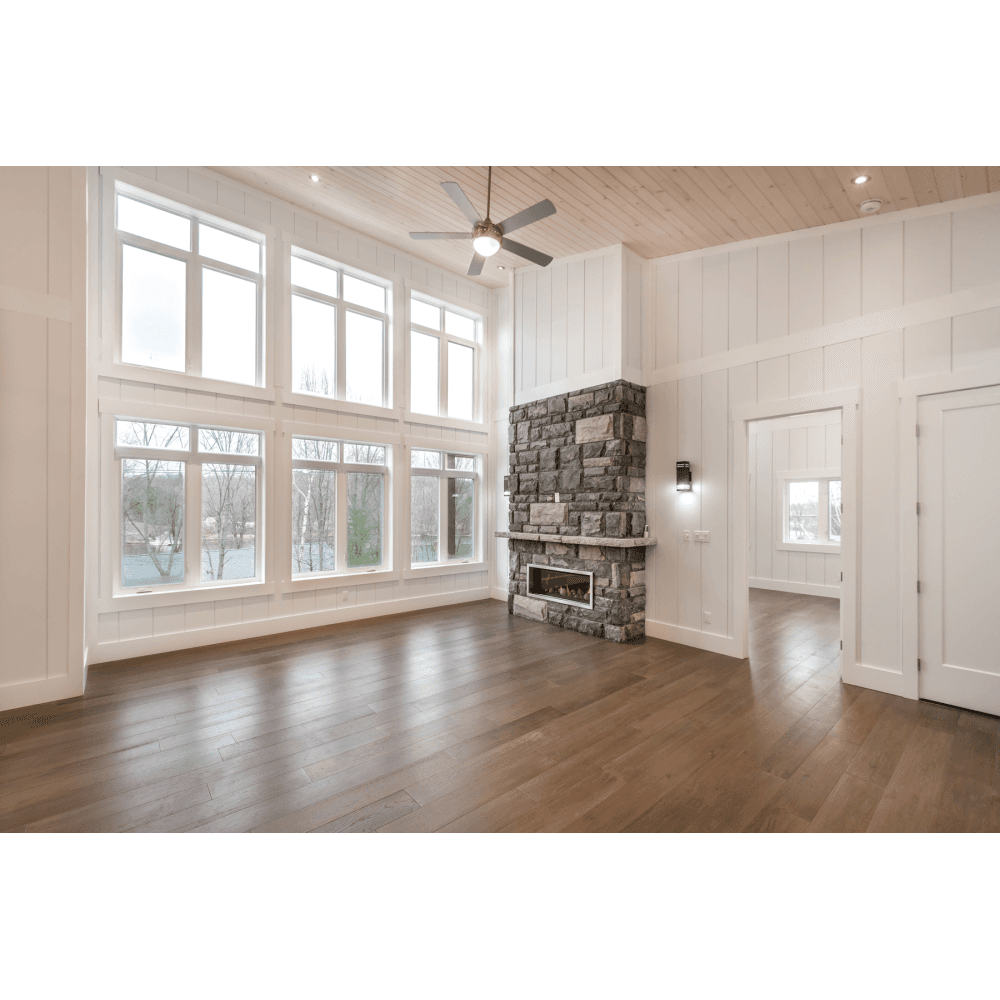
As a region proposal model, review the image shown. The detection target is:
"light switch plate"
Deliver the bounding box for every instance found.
[683,530,691,541]
[694,530,711,543]
[703,611,712,625]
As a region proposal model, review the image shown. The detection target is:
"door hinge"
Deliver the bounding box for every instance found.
[840,572,843,581]
[917,658,922,672]
[840,640,843,650]
[916,502,921,515]
[917,580,921,593]
[916,424,920,438]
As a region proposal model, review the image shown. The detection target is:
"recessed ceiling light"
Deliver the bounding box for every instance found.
[497,265,505,270]
[852,174,870,185]
[310,173,319,182]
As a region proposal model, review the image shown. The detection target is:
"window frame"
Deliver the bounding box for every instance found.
[290,434,391,580]
[110,180,266,387]
[111,415,266,596]
[408,292,482,424]
[776,469,842,554]
[288,247,392,410]
[407,448,479,570]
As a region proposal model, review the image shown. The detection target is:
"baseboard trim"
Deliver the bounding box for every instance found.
[645,620,745,659]
[0,672,84,712]
[88,588,493,666]
[750,578,841,599]
[490,587,509,603]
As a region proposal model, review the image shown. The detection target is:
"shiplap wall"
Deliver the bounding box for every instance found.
[644,192,1000,677]
[0,167,87,710]
[512,244,644,404]
[492,283,512,598]
[748,410,841,598]
[88,166,495,666]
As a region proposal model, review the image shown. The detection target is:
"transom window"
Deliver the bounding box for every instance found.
[409,294,481,422]
[291,436,389,576]
[115,190,264,386]
[779,472,841,552]
[410,449,477,565]
[115,419,263,590]
[290,250,391,408]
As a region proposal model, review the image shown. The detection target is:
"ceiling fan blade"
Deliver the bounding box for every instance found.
[497,199,556,235]
[467,253,486,277]
[500,237,553,268]
[441,182,481,225]
[409,232,472,240]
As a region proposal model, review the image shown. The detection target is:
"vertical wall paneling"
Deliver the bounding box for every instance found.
[648,381,678,628]
[677,376,702,631]
[521,270,537,393]
[951,203,1000,291]
[727,362,757,639]
[904,319,952,379]
[757,355,789,401]
[702,253,729,358]
[677,257,703,362]
[535,267,551,387]
[757,241,789,342]
[903,212,951,303]
[728,247,757,351]
[789,235,824,335]
[700,370,728,635]
[567,260,585,379]
[789,348,824,398]
[823,229,861,324]
[861,222,903,314]
[654,260,679,369]
[550,263,568,384]
[952,307,1000,370]
[584,255,604,371]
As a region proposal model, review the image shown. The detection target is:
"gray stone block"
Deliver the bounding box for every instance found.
[529,502,568,525]
[513,594,548,622]
[575,413,614,443]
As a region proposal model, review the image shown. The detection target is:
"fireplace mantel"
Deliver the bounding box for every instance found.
[496,531,656,548]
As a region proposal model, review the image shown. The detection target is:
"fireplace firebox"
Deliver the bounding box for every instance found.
[527,564,594,610]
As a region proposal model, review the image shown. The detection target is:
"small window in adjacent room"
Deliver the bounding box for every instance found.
[409,449,477,566]
[291,435,389,577]
[290,250,391,408]
[409,294,481,421]
[115,190,265,386]
[781,475,841,550]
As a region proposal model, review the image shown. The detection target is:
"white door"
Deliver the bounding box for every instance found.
[918,384,1000,715]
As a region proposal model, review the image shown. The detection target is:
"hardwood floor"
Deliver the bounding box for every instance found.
[2,591,997,832]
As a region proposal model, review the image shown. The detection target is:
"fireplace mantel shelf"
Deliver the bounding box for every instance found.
[495,530,656,548]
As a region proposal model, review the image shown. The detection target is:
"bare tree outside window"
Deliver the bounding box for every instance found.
[121,460,185,586]
[201,463,257,580]
[448,477,474,558]
[411,476,439,562]
[347,472,383,567]
[292,469,336,573]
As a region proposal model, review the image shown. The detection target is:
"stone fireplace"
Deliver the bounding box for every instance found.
[497,379,654,642]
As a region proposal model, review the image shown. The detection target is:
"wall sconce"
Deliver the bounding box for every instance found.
[676,461,692,491]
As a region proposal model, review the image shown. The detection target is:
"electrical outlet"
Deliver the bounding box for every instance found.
[703,611,712,625]
[341,590,350,602]
[694,530,711,543]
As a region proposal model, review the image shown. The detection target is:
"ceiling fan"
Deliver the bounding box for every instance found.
[409,167,556,276]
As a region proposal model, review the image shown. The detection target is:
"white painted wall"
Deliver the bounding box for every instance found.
[86,166,497,668]
[512,243,644,404]
[0,167,87,710]
[748,409,841,598]
[642,192,1000,696]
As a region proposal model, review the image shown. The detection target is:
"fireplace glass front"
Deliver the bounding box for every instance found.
[527,564,594,609]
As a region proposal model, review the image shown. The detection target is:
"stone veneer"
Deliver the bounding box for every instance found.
[506,380,647,642]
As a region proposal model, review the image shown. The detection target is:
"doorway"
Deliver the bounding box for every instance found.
[917,384,1000,716]
[746,410,843,675]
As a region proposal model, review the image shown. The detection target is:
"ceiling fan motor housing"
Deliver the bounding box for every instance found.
[472,221,503,256]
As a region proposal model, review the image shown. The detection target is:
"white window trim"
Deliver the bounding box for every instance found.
[406,447,480,572]
[102,176,268,389]
[775,468,842,554]
[407,291,484,425]
[289,434,392,582]
[289,245,393,410]
[101,413,269,610]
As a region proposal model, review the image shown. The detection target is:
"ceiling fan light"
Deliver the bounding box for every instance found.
[472,234,501,256]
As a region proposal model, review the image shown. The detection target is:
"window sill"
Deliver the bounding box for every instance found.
[97,361,276,401]
[284,391,397,421]
[100,580,274,612]
[282,569,398,591]
[403,561,485,579]
[404,410,487,435]
[776,541,841,555]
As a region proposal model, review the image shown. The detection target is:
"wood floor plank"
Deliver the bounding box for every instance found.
[4,591,994,833]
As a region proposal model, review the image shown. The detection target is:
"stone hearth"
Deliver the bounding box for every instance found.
[499,380,652,643]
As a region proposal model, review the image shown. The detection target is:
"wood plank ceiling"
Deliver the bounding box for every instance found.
[212,166,1000,288]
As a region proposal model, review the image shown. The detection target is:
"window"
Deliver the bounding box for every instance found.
[409,294,480,421]
[291,436,389,576]
[290,250,390,408]
[779,472,841,552]
[115,189,264,385]
[410,449,477,566]
[116,419,262,590]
